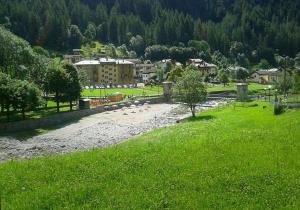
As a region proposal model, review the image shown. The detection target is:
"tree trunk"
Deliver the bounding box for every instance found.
[56,101,60,113]
[190,105,196,117]
[69,101,73,111]
[22,107,25,120]
[283,67,287,96]
[45,96,48,108]
[56,92,59,113]
[1,102,4,114]
[6,104,10,122]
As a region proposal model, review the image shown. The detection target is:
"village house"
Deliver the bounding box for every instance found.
[63,49,84,64]
[75,58,134,85]
[141,66,157,84]
[251,68,280,84]
[124,59,156,83]
[136,64,156,83]
[187,59,217,76]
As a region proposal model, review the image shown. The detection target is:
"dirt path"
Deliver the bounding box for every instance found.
[0,101,227,163]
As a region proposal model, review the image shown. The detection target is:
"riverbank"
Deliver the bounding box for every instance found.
[0,101,227,163]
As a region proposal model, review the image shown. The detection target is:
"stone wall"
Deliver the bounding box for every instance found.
[0,97,165,133]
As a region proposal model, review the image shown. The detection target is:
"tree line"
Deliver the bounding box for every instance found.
[0,0,299,64]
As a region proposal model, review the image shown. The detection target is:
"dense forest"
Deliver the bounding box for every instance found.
[0,0,300,65]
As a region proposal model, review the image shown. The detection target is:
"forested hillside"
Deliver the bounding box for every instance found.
[0,0,299,62]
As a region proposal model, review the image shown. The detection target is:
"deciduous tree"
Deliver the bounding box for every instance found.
[174,70,207,117]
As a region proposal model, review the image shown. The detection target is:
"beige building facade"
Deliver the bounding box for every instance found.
[75,58,134,85]
[251,68,280,84]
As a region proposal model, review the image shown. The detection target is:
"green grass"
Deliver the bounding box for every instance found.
[0,103,74,123]
[82,86,163,97]
[208,83,268,92]
[0,102,299,209]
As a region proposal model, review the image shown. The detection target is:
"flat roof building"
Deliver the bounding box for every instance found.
[75,58,134,85]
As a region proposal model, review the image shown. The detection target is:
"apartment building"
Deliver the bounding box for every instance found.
[75,58,134,85]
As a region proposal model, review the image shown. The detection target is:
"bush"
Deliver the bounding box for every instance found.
[274,104,286,115]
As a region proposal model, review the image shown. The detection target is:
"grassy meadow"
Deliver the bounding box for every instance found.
[0,102,299,209]
[207,83,267,92]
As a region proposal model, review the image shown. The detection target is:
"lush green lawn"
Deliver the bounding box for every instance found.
[0,102,74,123]
[0,102,299,209]
[82,83,266,97]
[207,83,268,92]
[82,86,163,97]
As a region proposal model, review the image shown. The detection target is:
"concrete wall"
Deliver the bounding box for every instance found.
[0,97,165,133]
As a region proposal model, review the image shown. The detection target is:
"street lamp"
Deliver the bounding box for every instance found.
[264,88,267,101]
[268,85,272,102]
[274,89,278,104]
[99,85,102,99]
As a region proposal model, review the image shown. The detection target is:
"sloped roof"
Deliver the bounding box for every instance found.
[257,68,280,75]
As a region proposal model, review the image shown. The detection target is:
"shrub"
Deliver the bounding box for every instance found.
[274,104,286,115]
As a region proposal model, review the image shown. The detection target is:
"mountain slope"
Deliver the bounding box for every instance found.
[0,0,299,59]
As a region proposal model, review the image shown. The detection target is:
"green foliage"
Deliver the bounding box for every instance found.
[0,0,299,62]
[168,66,185,82]
[45,64,69,112]
[81,41,104,58]
[295,52,300,67]
[84,23,97,42]
[188,40,210,53]
[174,70,207,117]
[276,56,295,94]
[212,51,229,70]
[0,26,35,79]
[218,71,230,86]
[129,35,145,56]
[145,45,169,61]
[236,68,249,81]
[274,103,286,115]
[69,25,84,48]
[0,72,42,120]
[156,67,164,84]
[292,73,300,93]
[44,62,81,112]
[11,80,43,119]
[63,64,82,110]
[0,72,12,114]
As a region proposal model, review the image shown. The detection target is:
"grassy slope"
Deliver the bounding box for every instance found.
[207,83,267,92]
[0,102,299,209]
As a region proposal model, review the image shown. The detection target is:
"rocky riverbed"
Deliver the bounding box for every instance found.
[0,100,228,163]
